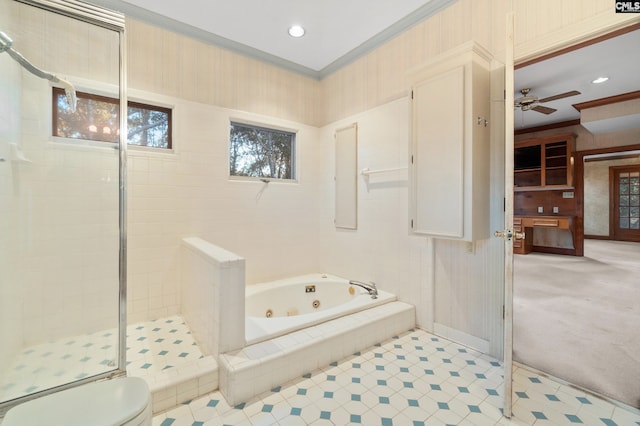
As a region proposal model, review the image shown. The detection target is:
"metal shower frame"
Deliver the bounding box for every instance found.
[0,0,127,416]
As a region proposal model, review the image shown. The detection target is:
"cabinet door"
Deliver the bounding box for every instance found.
[412,66,464,238]
[335,124,358,229]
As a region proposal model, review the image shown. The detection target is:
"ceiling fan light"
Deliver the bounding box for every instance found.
[288,25,305,38]
[592,77,609,84]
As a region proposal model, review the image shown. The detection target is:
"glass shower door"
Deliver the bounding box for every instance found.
[0,0,125,411]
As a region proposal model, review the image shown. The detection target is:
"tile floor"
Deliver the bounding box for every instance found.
[152,328,640,426]
[0,328,119,403]
[126,315,204,378]
[0,316,202,403]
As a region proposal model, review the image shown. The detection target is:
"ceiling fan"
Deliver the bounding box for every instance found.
[514,88,581,115]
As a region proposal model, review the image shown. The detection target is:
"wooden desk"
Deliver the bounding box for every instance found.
[514,215,575,255]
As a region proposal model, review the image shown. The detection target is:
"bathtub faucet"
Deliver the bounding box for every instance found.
[349,280,378,299]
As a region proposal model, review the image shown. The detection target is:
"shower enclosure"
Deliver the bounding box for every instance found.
[0,0,126,415]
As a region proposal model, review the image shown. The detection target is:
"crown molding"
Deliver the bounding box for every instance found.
[87,0,456,80]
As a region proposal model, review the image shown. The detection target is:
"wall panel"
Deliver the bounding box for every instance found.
[127,19,321,127]
[321,0,503,126]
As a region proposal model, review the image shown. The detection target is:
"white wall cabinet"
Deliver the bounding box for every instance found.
[409,42,492,241]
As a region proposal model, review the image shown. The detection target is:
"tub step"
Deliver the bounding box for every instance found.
[219,301,415,405]
[139,356,219,414]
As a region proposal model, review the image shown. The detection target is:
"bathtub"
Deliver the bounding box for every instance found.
[245,273,396,345]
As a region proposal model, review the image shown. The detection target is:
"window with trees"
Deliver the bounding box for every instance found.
[52,87,172,149]
[229,122,296,180]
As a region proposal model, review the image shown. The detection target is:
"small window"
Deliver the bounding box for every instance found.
[52,88,172,149]
[229,122,296,180]
[127,101,172,149]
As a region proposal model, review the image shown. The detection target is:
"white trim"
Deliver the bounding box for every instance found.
[503,11,516,420]
[432,323,490,354]
[514,11,639,64]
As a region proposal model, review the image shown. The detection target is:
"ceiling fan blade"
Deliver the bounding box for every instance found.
[532,105,556,115]
[538,90,581,103]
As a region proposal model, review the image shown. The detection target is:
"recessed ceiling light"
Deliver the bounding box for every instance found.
[288,25,305,38]
[592,77,609,84]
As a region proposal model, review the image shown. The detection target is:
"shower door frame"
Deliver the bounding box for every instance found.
[0,0,127,415]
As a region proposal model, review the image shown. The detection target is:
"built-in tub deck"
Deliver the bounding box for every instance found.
[245,273,397,346]
[219,301,415,405]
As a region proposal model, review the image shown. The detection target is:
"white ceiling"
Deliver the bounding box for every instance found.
[514,28,640,131]
[93,0,454,78]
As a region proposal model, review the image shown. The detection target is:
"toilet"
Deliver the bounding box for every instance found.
[2,377,152,426]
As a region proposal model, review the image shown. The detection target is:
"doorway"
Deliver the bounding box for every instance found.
[611,165,640,242]
[512,27,640,409]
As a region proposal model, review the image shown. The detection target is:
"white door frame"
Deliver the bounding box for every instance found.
[502,11,515,419]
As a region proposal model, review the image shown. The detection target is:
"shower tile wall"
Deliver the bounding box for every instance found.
[180,238,245,356]
[2,1,122,356]
[125,92,323,324]
[14,77,120,346]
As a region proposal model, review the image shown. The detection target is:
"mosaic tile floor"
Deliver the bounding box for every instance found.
[152,328,640,426]
[0,329,119,403]
[126,315,204,378]
[0,315,202,402]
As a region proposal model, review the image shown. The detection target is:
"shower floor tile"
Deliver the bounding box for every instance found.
[152,328,640,426]
[0,315,203,403]
[126,315,204,378]
[0,328,120,403]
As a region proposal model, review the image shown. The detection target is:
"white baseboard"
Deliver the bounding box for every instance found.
[433,322,490,354]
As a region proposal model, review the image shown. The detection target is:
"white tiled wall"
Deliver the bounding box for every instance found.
[128,93,439,335]
[180,237,245,356]
[126,91,323,323]
[2,1,122,348]
[316,98,433,328]
[14,75,121,346]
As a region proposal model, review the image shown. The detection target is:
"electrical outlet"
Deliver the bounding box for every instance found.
[553,206,559,213]
[537,206,544,213]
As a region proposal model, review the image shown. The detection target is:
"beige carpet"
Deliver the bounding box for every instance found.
[513,239,640,409]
